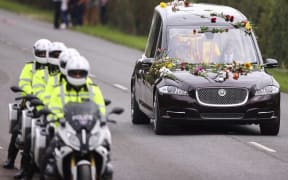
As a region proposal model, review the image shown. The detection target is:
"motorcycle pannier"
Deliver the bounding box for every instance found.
[8,103,20,134]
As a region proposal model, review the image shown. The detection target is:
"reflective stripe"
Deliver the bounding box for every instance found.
[88,85,94,101]
[35,90,45,96]
[50,107,62,111]
[62,94,93,97]
[32,63,36,74]
[60,85,65,107]
[20,84,28,89]
[54,76,58,86]
[20,78,32,82]
[44,70,48,83]
[98,104,105,108]
[33,84,45,88]
[44,95,51,99]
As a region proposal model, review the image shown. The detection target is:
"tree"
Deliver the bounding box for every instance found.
[268,0,288,67]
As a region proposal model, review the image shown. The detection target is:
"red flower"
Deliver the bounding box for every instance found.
[184,0,190,7]
[180,62,186,71]
[211,17,217,23]
[242,20,248,26]
[225,15,230,22]
[233,72,239,80]
[194,66,203,75]
[230,16,234,22]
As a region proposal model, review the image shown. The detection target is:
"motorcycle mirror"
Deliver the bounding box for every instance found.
[104,98,111,106]
[48,125,55,137]
[100,121,106,127]
[30,99,44,107]
[59,118,66,127]
[110,107,124,115]
[39,108,52,116]
[10,86,24,93]
[24,94,38,101]
[15,96,24,101]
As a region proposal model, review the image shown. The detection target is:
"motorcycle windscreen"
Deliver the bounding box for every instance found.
[63,101,101,132]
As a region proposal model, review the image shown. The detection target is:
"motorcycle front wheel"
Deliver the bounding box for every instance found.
[77,164,92,180]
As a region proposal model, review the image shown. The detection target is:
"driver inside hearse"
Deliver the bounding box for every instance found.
[168,30,221,64]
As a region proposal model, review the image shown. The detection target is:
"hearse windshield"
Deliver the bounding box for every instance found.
[167,27,258,64]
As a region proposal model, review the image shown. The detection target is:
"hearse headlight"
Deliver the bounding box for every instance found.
[159,86,188,96]
[255,86,279,96]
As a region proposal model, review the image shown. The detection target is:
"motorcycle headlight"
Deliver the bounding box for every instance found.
[159,86,188,96]
[255,86,279,96]
[89,132,100,150]
[66,131,80,150]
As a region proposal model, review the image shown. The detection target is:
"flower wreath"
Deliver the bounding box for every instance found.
[149,49,262,82]
[159,1,253,34]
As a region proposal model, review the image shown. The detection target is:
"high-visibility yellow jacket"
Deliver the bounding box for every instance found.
[18,61,36,95]
[42,73,94,105]
[31,68,50,102]
[48,82,106,121]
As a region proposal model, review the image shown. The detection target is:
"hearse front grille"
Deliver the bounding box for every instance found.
[196,88,248,107]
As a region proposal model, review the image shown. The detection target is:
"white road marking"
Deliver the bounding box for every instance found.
[113,84,128,91]
[249,141,276,153]
[0,146,3,150]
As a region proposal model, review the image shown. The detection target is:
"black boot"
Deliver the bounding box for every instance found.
[3,132,19,169]
[102,163,113,180]
[20,175,32,180]
[2,159,14,169]
[14,168,24,179]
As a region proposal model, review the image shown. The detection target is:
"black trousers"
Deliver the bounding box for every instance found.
[7,129,19,162]
[22,134,36,179]
[53,1,61,29]
[40,137,59,179]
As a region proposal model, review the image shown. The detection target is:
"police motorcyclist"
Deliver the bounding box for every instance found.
[33,41,67,104]
[40,55,113,179]
[3,38,51,179]
[20,39,52,180]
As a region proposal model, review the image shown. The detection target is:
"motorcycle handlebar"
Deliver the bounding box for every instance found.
[15,96,24,101]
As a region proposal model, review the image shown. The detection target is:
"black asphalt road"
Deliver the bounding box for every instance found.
[0,9,288,180]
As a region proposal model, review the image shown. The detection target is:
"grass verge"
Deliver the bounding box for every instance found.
[0,0,147,51]
[75,25,147,51]
[267,69,288,93]
[0,0,288,93]
[0,0,52,22]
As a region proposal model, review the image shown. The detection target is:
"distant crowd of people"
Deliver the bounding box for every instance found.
[53,0,108,29]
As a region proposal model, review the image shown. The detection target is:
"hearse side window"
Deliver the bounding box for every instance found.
[145,12,162,58]
[154,24,163,58]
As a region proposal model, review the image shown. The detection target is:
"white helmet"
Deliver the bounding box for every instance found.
[48,42,67,65]
[66,56,90,86]
[33,39,52,64]
[58,48,80,75]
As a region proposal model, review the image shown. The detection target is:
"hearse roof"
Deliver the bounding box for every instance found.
[155,3,247,26]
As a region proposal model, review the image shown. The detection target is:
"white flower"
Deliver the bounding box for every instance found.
[159,67,172,77]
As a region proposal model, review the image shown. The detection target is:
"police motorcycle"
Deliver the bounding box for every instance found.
[8,86,39,149]
[8,86,25,136]
[36,100,123,180]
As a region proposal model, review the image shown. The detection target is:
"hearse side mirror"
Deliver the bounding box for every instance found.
[141,58,154,68]
[264,58,278,68]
